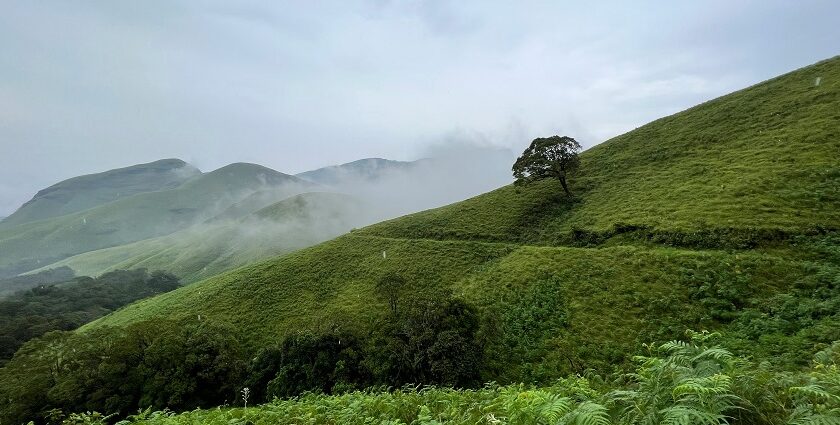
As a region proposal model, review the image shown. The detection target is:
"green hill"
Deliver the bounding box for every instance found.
[84,56,840,376]
[0,163,313,278]
[34,192,372,283]
[0,159,200,228]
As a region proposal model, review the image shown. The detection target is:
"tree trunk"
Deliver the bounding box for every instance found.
[559,177,572,196]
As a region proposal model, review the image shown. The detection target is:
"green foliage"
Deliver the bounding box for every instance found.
[0,269,180,366]
[368,293,484,388]
[261,330,369,399]
[0,319,244,424]
[513,135,582,196]
[55,333,840,424]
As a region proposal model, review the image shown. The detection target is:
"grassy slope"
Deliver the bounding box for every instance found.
[87,57,840,380]
[37,192,369,283]
[361,57,839,243]
[0,159,200,228]
[0,163,312,275]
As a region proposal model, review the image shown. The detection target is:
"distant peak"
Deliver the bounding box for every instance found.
[211,162,282,174]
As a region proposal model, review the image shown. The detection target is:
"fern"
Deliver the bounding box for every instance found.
[659,405,728,425]
[562,400,611,425]
[538,394,574,423]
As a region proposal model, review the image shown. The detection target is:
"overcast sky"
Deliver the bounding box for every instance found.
[1,1,838,215]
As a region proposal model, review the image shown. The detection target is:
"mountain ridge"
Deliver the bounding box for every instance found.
[0,162,315,278]
[0,158,201,227]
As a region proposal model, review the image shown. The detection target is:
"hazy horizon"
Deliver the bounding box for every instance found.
[2,1,839,215]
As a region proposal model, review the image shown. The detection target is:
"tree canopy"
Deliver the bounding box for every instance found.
[512,135,581,196]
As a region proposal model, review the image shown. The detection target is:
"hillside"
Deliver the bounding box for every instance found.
[0,159,200,228]
[296,158,419,186]
[83,55,840,379]
[0,163,313,278]
[36,192,373,283]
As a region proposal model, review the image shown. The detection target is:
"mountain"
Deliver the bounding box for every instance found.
[0,159,200,228]
[296,158,420,186]
[81,54,840,384]
[34,192,372,283]
[0,162,314,278]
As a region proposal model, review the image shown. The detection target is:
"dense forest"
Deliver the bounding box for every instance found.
[0,269,180,366]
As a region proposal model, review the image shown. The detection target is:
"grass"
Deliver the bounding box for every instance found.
[360,57,840,243]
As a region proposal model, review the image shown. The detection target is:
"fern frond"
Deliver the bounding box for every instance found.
[673,375,732,398]
[660,405,727,425]
[788,410,840,425]
[791,384,840,403]
[692,348,733,363]
[539,395,573,422]
[562,400,611,425]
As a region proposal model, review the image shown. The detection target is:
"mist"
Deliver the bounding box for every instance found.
[35,144,516,282]
[302,143,516,220]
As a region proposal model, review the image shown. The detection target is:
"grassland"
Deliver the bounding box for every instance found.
[86,57,840,377]
[360,57,839,244]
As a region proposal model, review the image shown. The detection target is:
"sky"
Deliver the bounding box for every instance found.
[1,1,839,215]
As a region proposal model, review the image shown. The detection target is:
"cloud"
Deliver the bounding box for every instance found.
[1,0,838,215]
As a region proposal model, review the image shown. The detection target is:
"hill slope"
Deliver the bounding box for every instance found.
[0,163,313,278]
[83,56,840,380]
[0,159,200,228]
[37,192,373,283]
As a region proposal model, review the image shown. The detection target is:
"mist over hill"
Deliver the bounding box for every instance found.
[297,145,516,218]
[0,145,515,284]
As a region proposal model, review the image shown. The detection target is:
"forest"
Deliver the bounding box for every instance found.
[0,269,180,366]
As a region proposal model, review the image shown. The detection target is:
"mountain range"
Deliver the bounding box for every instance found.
[0,152,510,286]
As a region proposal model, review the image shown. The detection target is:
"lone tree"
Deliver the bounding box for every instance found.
[512,135,581,196]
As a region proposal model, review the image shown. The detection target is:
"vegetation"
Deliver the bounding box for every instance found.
[512,136,581,196]
[0,288,490,423]
[34,332,840,425]
[1,57,839,423]
[0,269,179,366]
